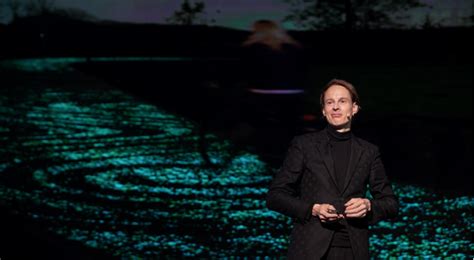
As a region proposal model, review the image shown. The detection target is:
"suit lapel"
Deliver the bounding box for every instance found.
[313,130,340,193]
[341,137,364,194]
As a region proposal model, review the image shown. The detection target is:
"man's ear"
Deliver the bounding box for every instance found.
[352,103,359,115]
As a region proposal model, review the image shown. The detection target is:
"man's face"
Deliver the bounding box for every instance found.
[322,84,359,128]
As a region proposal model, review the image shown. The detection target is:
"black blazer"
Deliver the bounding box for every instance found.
[267,128,399,259]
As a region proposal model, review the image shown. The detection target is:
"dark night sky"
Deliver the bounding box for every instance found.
[1,0,472,30]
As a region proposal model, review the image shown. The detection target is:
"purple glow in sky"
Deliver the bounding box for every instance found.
[58,0,292,30]
[1,0,472,30]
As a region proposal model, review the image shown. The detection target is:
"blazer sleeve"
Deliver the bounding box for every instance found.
[266,136,313,221]
[367,147,399,225]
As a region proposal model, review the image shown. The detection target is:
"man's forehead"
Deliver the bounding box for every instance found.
[325,86,351,97]
[324,93,351,99]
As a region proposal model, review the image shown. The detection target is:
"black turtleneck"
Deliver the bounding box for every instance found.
[326,125,352,248]
[327,125,352,190]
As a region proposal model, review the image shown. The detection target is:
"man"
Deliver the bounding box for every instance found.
[266,79,399,259]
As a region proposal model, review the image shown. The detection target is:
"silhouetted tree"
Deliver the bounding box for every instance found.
[26,0,56,15]
[53,7,97,22]
[1,0,55,23]
[284,0,426,31]
[421,13,442,29]
[1,0,95,24]
[2,0,24,22]
[166,0,207,25]
[459,14,473,27]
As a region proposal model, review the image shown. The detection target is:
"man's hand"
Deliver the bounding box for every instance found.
[312,204,344,222]
[344,198,371,218]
